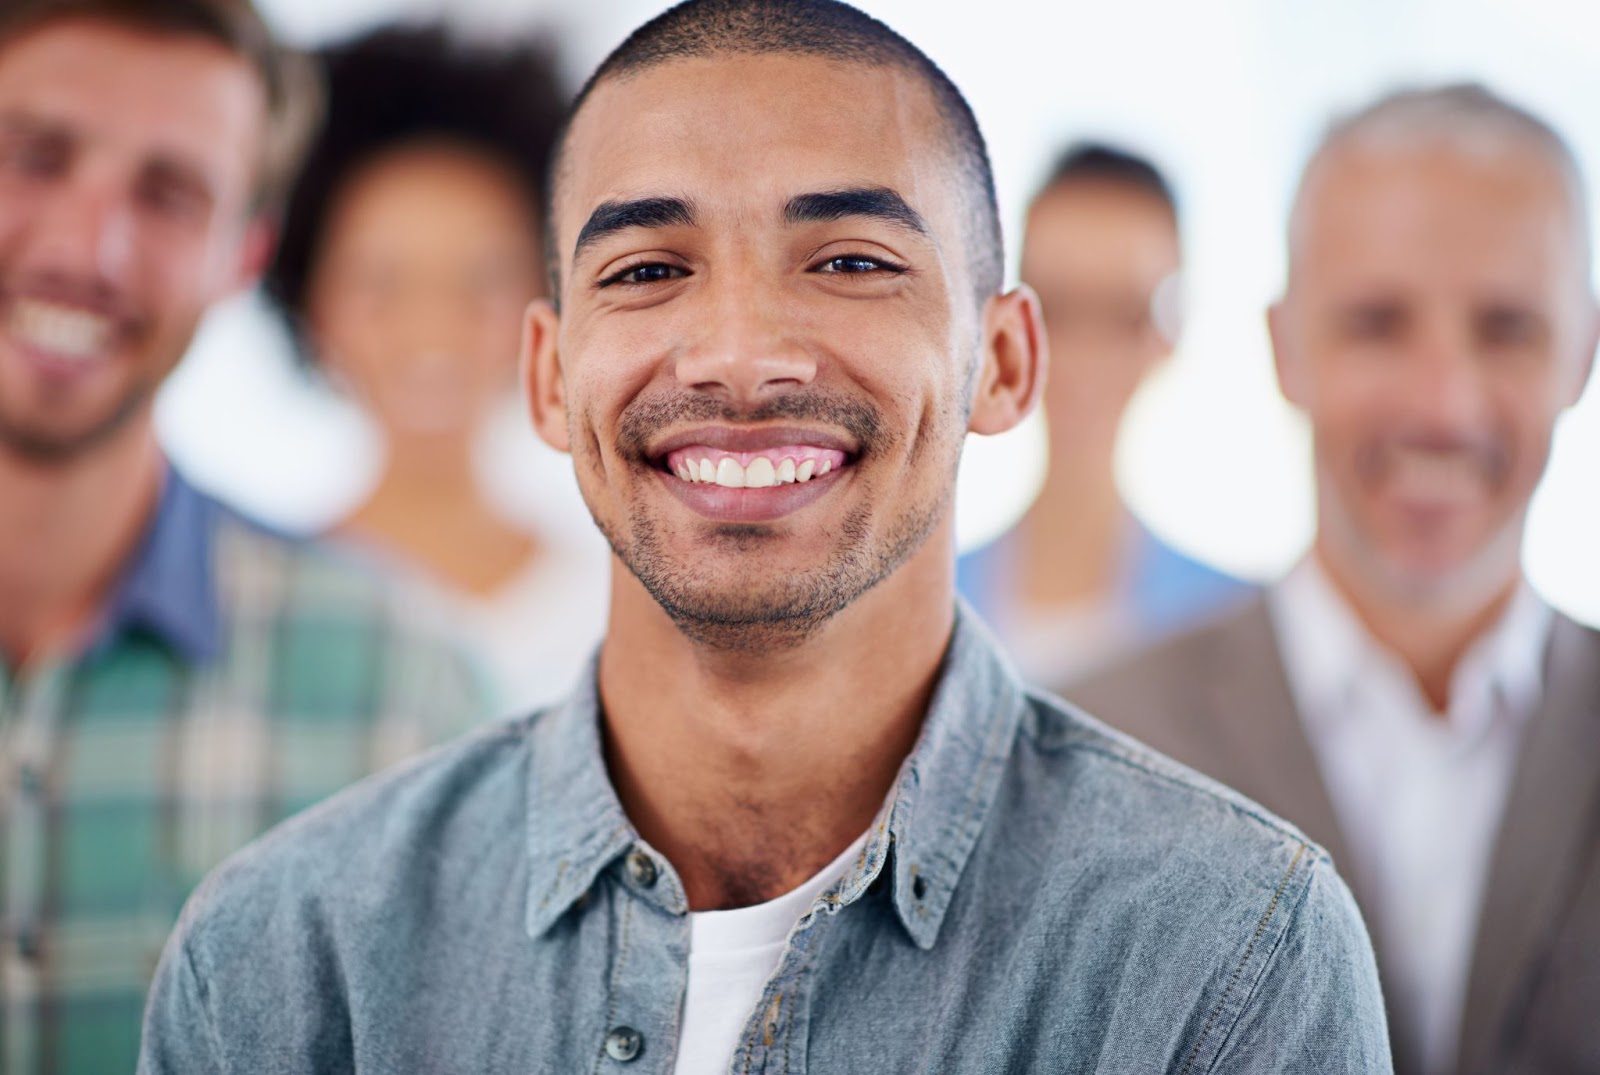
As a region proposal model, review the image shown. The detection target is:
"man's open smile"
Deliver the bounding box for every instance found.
[647,424,859,522]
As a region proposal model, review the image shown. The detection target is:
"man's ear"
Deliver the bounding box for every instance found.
[1267,298,1309,410]
[224,216,276,296]
[522,298,570,452]
[968,284,1047,436]
[1562,296,1600,409]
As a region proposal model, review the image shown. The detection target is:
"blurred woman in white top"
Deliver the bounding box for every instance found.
[263,25,609,716]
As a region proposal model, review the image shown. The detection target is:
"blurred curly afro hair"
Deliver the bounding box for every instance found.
[263,23,567,363]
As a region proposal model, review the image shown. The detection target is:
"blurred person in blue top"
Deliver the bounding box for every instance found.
[263,26,610,716]
[958,144,1250,687]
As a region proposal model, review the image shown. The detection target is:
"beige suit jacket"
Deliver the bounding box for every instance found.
[1067,596,1600,1075]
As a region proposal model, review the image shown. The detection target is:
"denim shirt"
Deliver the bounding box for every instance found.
[140,608,1391,1074]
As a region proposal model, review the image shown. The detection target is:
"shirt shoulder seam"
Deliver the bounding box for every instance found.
[1023,696,1328,857]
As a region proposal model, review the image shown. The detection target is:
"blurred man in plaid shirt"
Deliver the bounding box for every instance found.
[0,1,493,1071]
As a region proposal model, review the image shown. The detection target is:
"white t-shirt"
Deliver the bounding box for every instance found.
[437,533,610,718]
[672,832,870,1075]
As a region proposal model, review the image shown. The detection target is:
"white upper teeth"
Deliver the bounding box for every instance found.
[1390,451,1482,498]
[9,300,113,360]
[746,457,775,488]
[715,457,746,488]
[675,454,838,488]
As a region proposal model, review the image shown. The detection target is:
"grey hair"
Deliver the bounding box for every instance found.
[1289,82,1592,274]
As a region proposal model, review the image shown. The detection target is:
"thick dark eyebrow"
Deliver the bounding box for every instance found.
[0,110,64,138]
[574,196,697,259]
[784,187,929,237]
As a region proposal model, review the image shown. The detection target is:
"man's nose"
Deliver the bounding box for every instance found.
[393,282,477,357]
[29,179,135,284]
[1404,319,1491,431]
[672,277,817,402]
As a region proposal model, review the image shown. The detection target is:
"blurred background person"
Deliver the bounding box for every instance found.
[958,143,1251,685]
[0,1,490,1071]
[264,25,609,715]
[1072,85,1600,1075]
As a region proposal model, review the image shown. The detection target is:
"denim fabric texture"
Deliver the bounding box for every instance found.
[140,607,1392,1074]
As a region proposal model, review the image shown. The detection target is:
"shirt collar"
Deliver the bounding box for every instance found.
[522,600,1028,951]
[1459,578,1551,719]
[1269,558,1373,723]
[1270,556,1552,731]
[89,465,223,664]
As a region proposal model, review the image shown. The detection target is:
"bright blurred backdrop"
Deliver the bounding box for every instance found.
[155,0,1600,623]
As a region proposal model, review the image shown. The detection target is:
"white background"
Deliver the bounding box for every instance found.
[156,0,1600,624]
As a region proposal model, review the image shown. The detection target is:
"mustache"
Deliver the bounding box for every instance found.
[1,269,144,327]
[1359,431,1510,479]
[617,388,884,459]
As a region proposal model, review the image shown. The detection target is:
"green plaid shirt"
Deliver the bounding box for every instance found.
[0,468,492,1074]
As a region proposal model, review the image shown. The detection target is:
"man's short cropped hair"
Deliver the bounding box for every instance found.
[1291,82,1592,273]
[550,0,1003,306]
[0,0,317,215]
[263,24,567,364]
[1039,141,1178,221]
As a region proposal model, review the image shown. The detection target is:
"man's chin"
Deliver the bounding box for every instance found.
[644,576,851,652]
[0,388,156,466]
[1365,541,1518,609]
[0,418,136,465]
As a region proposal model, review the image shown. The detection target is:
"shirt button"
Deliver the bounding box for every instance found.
[625,849,658,889]
[604,1025,643,1061]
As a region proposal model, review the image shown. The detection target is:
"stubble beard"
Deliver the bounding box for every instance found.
[0,379,157,466]
[583,388,961,652]
[0,276,165,466]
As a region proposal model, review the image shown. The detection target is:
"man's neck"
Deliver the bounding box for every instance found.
[1314,542,1521,713]
[598,538,956,911]
[0,423,164,669]
[344,440,539,599]
[1013,446,1124,611]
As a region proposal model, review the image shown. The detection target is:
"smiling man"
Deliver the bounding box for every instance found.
[1072,85,1600,1075]
[0,2,489,1071]
[140,3,1390,1072]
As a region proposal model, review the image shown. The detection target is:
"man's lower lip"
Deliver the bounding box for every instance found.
[654,466,844,521]
[2,337,111,383]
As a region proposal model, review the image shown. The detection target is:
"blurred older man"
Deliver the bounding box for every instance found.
[1073,84,1600,1075]
[0,2,488,1070]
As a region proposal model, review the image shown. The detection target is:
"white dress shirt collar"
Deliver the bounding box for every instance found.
[1272,556,1552,739]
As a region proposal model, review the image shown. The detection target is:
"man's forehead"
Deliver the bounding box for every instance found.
[1292,142,1578,272]
[0,19,265,157]
[558,53,948,225]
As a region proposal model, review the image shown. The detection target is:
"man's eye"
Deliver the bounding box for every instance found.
[600,263,685,287]
[1478,308,1542,349]
[0,138,67,179]
[1340,306,1405,341]
[816,255,900,274]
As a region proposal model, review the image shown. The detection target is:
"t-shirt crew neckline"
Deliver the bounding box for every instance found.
[673,829,872,1073]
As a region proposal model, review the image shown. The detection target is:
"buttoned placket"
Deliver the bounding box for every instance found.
[594,841,690,1073]
[560,813,906,1075]
[1,658,71,1075]
[529,609,1019,1074]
